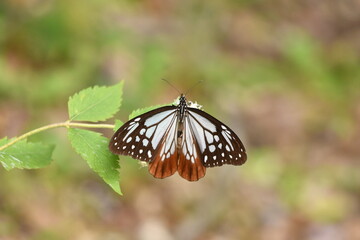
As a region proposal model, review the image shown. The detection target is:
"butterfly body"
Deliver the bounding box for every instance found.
[109,94,247,181]
[177,94,187,123]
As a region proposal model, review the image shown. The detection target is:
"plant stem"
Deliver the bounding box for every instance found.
[0,121,114,151]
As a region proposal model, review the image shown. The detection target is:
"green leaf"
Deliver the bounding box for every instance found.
[114,119,123,131]
[0,137,55,170]
[0,137,7,146]
[128,104,168,120]
[68,128,121,195]
[68,82,123,122]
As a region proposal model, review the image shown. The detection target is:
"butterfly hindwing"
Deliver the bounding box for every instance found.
[148,110,179,179]
[177,114,206,181]
[187,108,247,168]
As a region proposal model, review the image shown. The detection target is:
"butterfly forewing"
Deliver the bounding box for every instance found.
[187,108,247,168]
[109,106,177,163]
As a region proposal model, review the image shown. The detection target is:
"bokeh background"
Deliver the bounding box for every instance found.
[1,0,360,239]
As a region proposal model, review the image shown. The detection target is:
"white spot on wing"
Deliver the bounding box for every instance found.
[209,145,216,152]
[147,150,152,158]
[142,139,149,147]
[126,137,132,143]
[204,155,208,163]
[140,128,146,135]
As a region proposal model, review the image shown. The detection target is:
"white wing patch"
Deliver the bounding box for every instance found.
[146,126,156,138]
[144,110,174,127]
[189,111,216,132]
[151,113,175,149]
[188,117,206,152]
[205,130,214,144]
[157,113,178,161]
[181,115,199,164]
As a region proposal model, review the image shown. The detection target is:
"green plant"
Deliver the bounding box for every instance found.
[0,82,129,195]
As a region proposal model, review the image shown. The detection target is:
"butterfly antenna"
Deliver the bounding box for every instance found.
[162,78,181,95]
[184,80,203,96]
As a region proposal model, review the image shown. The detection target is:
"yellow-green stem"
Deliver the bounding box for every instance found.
[0,121,114,151]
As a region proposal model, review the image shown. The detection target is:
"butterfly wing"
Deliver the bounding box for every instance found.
[177,114,206,181]
[186,107,247,168]
[109,102,247,181]
[109,106,179,178]
[147,109,179,179]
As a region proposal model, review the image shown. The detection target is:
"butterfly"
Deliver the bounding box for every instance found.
[109,94,247,181]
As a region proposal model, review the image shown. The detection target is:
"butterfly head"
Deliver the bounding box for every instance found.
[179,94,187,105]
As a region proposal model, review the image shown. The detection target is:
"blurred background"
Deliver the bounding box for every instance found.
[1,0,360,239]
